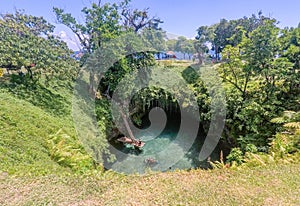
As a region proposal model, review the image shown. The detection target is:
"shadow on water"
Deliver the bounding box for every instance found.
[106,105,221,174]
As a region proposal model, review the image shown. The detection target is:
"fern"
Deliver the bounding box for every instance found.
[270,110,300,157]
[272,111,300,131]
[271,111,296,123]
[47,129,94,172]
[271,117,288,124]
[284,122,300,129]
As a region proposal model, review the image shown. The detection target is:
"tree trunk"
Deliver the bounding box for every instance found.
[119,109,137,143]
[89,72,96,98]
[198,52,203,65]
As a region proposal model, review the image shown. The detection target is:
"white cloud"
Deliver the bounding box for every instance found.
[55,30,81,51]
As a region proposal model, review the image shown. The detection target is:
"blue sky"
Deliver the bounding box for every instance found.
[1,0,299,49]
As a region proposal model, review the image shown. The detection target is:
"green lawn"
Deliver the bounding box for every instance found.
[0,162,299,205]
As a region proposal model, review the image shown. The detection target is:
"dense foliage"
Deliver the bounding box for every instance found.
[0,11,78,82]
[194,12,300,160]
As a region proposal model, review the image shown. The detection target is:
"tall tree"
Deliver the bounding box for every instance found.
[54,1,163,147]
[141,28,167,51]
[54,0,163,93]
[195,26,211,64]
[0,11,77,81]
[54,2,121,55]
[174,36,187,58]
[219,19,294,148]
[120,0,163,33]
[196,12,277,60]
[166,39,177,51]
[54,1,125,95]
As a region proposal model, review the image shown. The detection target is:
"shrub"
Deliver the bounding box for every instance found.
[226,148,244,165]
[245,144,258,153]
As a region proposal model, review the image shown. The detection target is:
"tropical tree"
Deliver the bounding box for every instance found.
[173,36,195,59]
[183,39,196,60]
[219,19,294,149]
[195,26,211,64]
[54,2,121,56]
[166,39,177,51]
[196,11,277,60]
[0,11,78,82]
[55,1,164,155]
[54,0,163,95]
[141,28,167,51]
[120,0,163,32]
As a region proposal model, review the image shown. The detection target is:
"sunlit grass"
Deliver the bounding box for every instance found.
[0,162,299,205]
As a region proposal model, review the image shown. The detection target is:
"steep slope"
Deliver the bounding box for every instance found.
[0,91,85,175]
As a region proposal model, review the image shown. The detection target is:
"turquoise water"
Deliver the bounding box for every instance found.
[106,114,220,174]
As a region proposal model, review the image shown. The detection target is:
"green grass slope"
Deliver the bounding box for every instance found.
[0,70,98,175]
[0,91,66,175]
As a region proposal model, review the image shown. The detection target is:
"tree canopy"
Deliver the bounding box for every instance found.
[196,12,277,60]
[54,0,164,95]
[215,17,299,150]
[0,10,78,81]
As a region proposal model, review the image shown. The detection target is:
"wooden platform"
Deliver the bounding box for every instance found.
[117,136,145,148]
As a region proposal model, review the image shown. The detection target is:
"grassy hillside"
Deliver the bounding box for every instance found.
[0,80,95,175]
[0,91,71,175]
